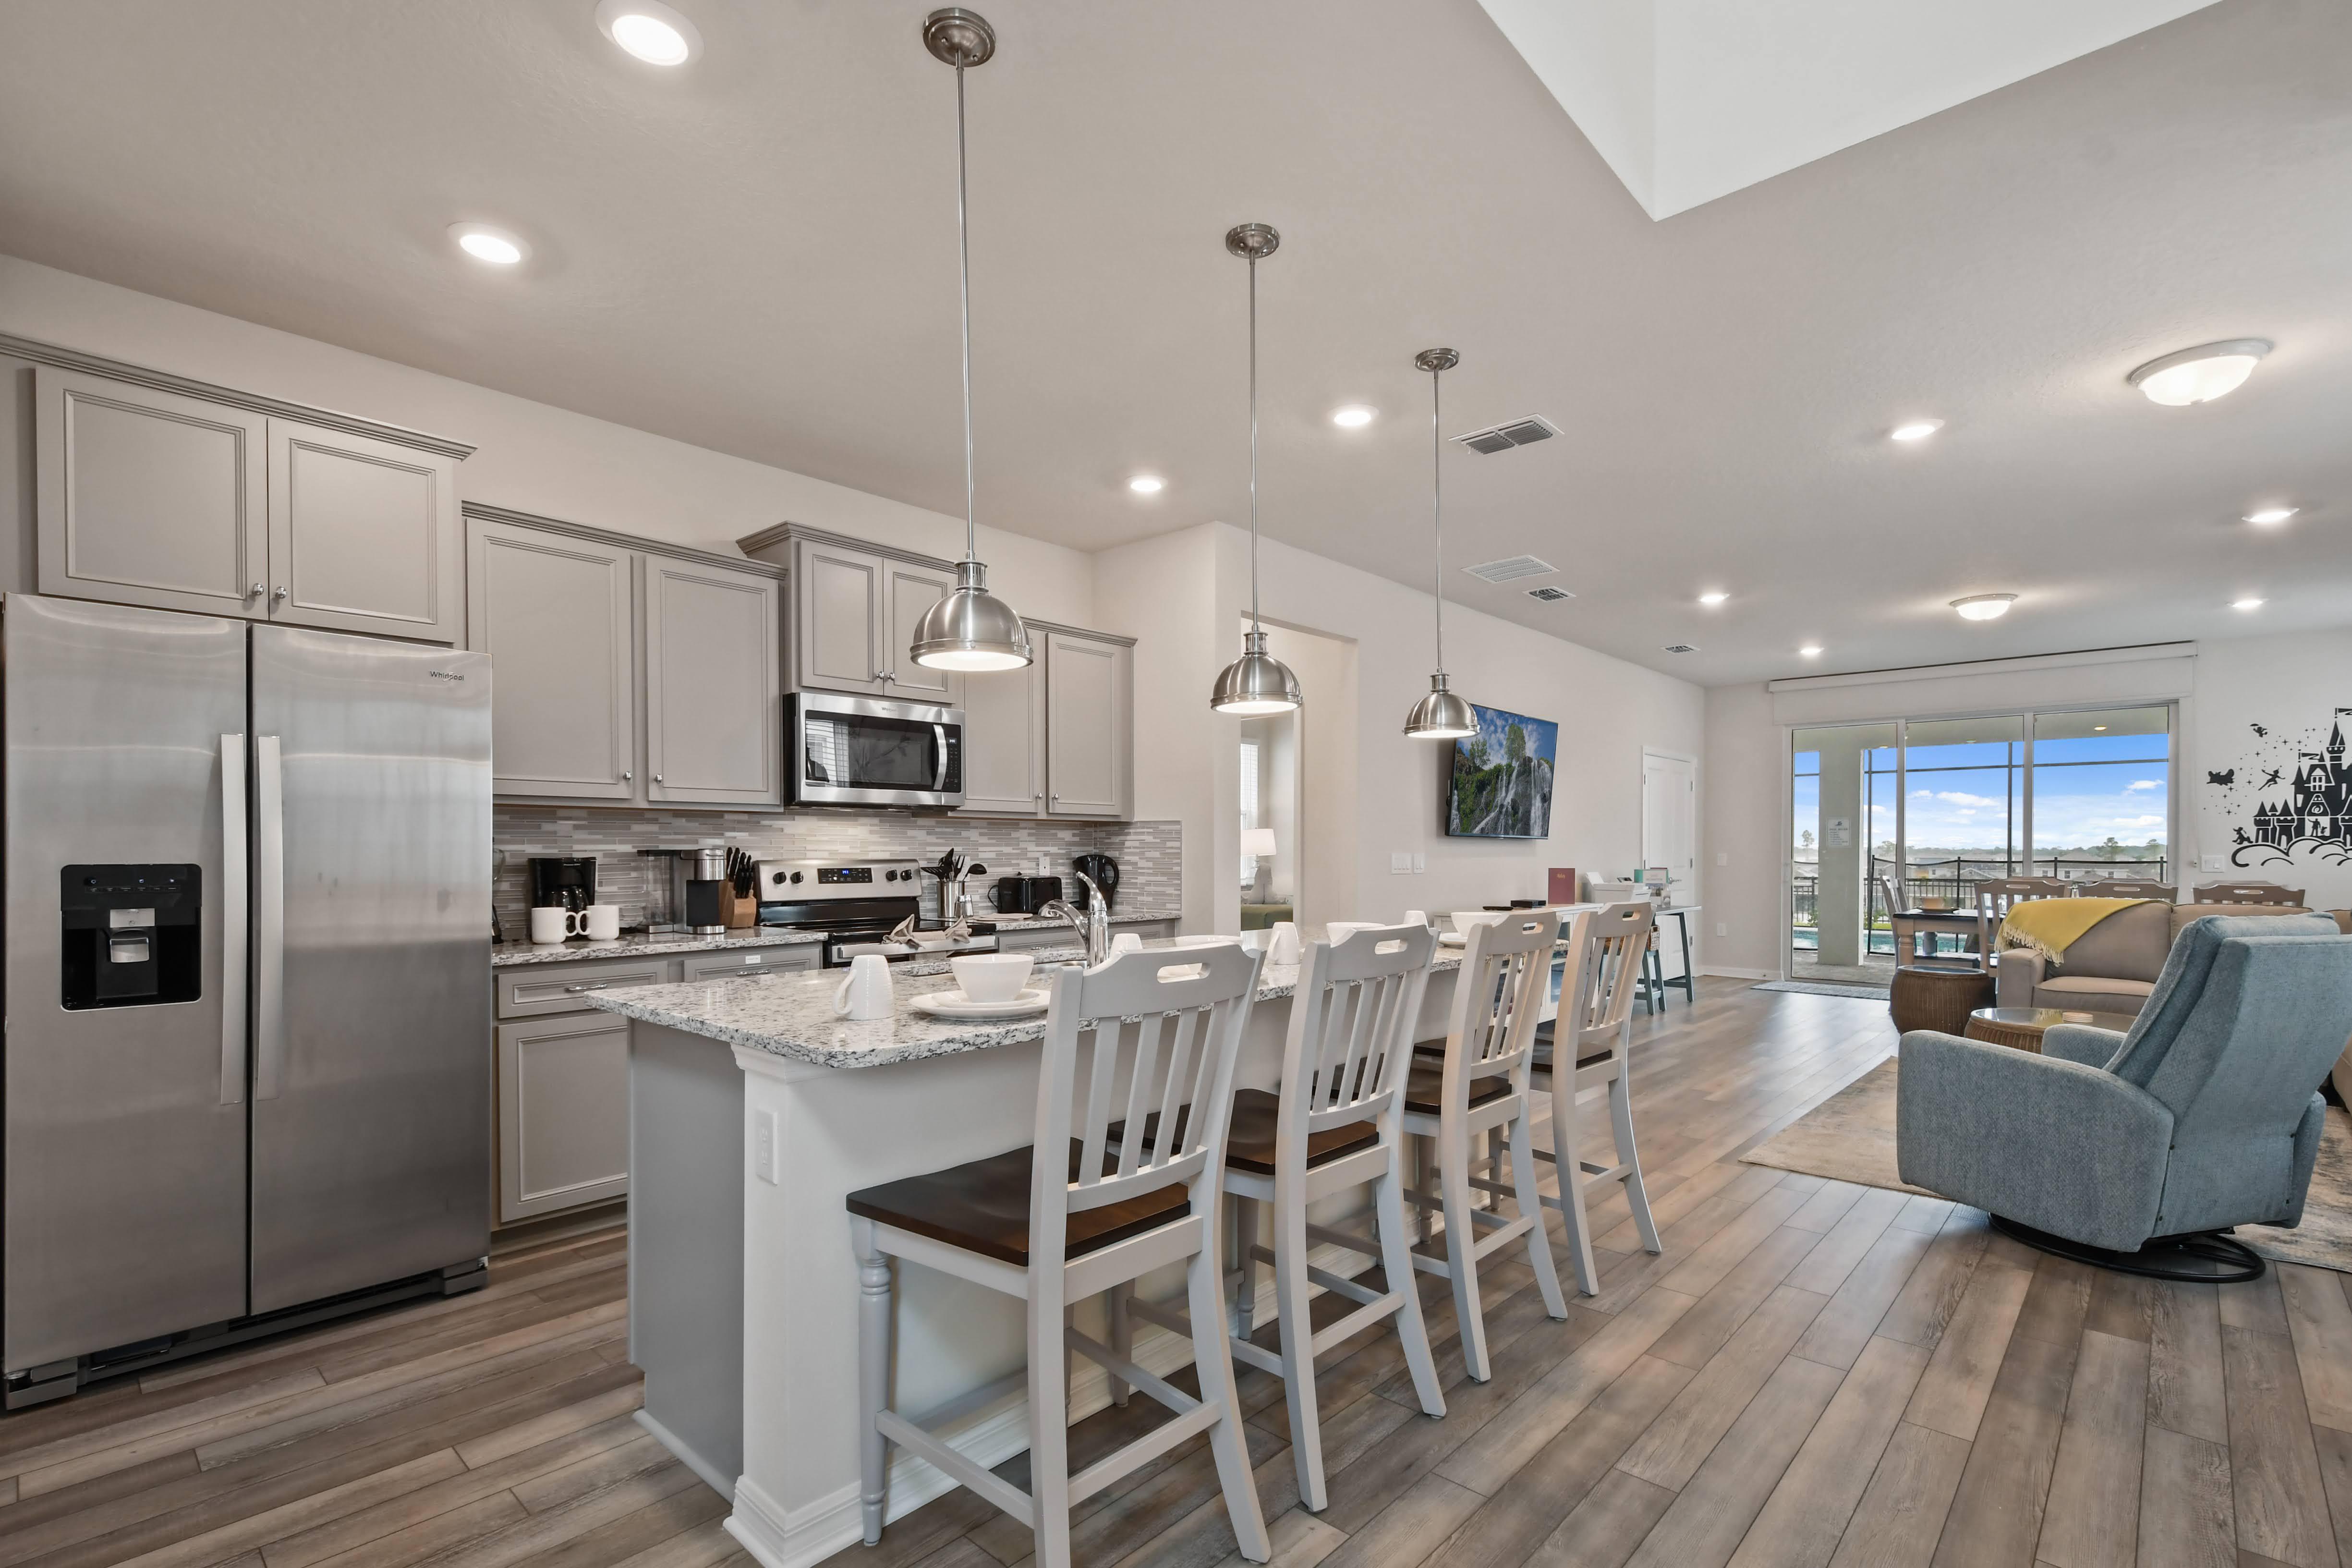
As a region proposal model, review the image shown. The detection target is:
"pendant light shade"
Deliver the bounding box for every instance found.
[910,8,1031,673]
[1405,347,1475,739]
[1210,221,1301,716]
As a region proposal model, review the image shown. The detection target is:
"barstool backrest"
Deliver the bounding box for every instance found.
[1431,910,1561,1106]
[2081,878,2175,901]
[1034,943,1265,1259]
[1559,902,1654,1062]
[1281,923,1438,1159]
[1974,877,2069,953]
[2192,881,2306,906]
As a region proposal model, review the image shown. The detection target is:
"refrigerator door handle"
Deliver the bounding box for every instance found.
[220,733,248,1105]
[255,733,286,1101]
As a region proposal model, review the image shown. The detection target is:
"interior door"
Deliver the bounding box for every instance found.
[1641,750,1697,901]
[4,596,250,1372]
[248,625,491,1313]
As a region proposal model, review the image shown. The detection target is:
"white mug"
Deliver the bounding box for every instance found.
[1265,921,1301,966]
[833,953,893,1021]
[1110,931,1144,955]
[1403,910,1430,929]
[580,903,621,941]
[529,906,581,944]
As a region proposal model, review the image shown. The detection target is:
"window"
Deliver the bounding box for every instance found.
[1239,738,1261,887]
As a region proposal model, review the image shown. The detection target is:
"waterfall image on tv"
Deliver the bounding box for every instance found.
[1444,704,1557,839]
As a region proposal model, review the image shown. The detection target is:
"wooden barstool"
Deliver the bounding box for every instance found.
[1113,922,1448,1511]
[1401,910,1569,1382]
[846,945,1273,1568]
[1531,902,1662,1294]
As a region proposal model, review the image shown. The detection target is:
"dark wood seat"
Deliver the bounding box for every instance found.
[1108,1088,1380,1178]
[845,1141,1189,1268]
[1403,1064,1514,1117]
[1416,1032,1610,1078]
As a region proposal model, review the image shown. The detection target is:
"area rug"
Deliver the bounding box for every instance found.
[1742,1058,2352,1274]
[1751,979,1892,1000]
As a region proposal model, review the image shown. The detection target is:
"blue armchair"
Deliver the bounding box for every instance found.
[1896,915,2352,1279]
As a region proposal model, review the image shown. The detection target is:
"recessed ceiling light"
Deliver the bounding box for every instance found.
[1799,644,1823,658]
[1889,419,1943,442]
[1697,590,1729,607]
[1127,475,1164,494]
[1331,405,1377,428]
[1951,593,2017,621]
[2244,506,2298,526]
[595,0,701,65]
[2093,724,2107,731]
[2128,339,2271,406]
[2232,596,2265,611]
[448,224,527,265]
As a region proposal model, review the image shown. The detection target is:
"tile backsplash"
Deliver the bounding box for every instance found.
[493,807,1181,936]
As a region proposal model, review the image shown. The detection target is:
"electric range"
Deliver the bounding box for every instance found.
[753,857,1001,969]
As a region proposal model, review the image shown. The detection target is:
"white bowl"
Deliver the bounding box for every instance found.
[1451,911,1507,936]
[1171,934,1239,949]
[951,952,1034,1004]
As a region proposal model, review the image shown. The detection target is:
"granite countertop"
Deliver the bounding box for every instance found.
[985,908,1182,929]
[490,927,827,968]
[580,938,1462,1070]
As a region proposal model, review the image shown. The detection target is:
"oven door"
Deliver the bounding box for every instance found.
[789,693,964,808]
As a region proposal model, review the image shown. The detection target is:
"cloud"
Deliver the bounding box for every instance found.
[2125,780,2162,792]
[1932,791,2002,808]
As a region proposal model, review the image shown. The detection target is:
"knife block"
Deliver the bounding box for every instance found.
[721,886,758,928]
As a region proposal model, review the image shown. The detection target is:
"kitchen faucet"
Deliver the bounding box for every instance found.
[1038,872,1112,967]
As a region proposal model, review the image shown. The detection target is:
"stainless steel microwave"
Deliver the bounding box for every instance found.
[788,692,964,808]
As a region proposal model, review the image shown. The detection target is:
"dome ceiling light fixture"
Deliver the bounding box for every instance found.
[1697,590,1728,607]
[594,0,702,65]
[2128,339,2271,406]
[1889,419,1943,442]
[2244,505,2298,526]
[1405,348,1476,741]
[1799,644,1824,658]
[1331,405,1377,428]
[1210,222,1302,716]
[448,224,527,265]
[1952,592,2018,621]
[907,8,1031,674]
[1127,475,1164,495]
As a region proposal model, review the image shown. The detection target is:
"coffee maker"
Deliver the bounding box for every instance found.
[527,857,597,913]
[642,848,728,935]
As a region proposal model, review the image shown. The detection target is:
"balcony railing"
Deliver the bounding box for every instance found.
[1790,854,2170,952]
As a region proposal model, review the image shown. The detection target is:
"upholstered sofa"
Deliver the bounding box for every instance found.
[1995,901,2319,1016]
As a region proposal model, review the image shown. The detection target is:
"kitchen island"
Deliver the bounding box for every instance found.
[586,937,1462,1568]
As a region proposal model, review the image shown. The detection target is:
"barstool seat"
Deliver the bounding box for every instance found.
[1110,1088,1378,1178]
[1403,1064,1513,1116]
[846,1143,1190,1268]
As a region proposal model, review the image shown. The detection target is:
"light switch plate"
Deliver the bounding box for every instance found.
[1391,851,1412,874]
[1413,853,1426,873]
[1717,851,1728,866]
[753,1109,778,1184]
[1716,922,1728,937]
[2201,854,2224,872]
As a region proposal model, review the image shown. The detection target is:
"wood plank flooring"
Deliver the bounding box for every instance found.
[4,980,2345,1568]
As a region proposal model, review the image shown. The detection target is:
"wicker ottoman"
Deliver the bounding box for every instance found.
[1890,965,1994,1036]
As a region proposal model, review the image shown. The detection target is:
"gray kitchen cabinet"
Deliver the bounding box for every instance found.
[497,1009,632,1223]
[267,417,460,643]
[34,366,269,620]
[679,947,818,982]
[496,954,677,1020]
[882,558,963,704]
[644,556,782,807]
[958,659,1046,816]
[793,538,888,695]
[31,360,466,639]
[1045,628,1134,819]
[468,516,639,801]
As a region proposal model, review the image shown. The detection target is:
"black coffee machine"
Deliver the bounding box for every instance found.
[527,856,597,912]
[1071,852,1118,911]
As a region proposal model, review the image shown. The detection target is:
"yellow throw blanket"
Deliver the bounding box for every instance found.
[1999,897,2154,962]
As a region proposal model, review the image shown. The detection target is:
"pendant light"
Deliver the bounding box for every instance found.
[1405,347,1476,739]
[908,8,1032,673]
[1210,222,1303,715]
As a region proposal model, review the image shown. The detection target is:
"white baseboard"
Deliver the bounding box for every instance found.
[718,1239,1367,1568]
[1700,965,1772,980]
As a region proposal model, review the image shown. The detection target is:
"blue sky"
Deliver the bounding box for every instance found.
[1794,731,2169,856]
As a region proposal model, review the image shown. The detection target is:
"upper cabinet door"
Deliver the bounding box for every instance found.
[793,542,886,695]
[644,556,782,807]
[467,520,638,800]
[1045,631,1133,819]
[958,661,1044,817]
[883,560,965,706]
[35,367,269,619]
[266,419,460,644]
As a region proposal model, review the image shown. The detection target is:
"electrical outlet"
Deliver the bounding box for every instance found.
[1716,851,1728,867]
[1716,922,1728,938]
[1035,853,1050,875]
[753,1109,778,1184]
[1391,851,1412,874]
[2201,854,2224,873]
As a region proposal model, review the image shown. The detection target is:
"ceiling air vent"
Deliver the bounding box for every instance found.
[1452,414,1561,454]
[1526,586,1575,603]
[1662,644,1699,655]
[1463,554,1556,583]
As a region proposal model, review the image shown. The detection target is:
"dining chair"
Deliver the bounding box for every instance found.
[2081,877,2176,901]
[1402,909,1569,1382]
[2192,881,2306,906]
[1972,877,2070,959]
[846,944,1272,1568]
[1112,922,1446,1511]
[1531,902,1661,1294]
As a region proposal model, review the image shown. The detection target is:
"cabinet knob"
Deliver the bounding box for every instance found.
[272,585,288,602]
[654,774,664,784]
[248,582,265,599]
[622,770,633,781]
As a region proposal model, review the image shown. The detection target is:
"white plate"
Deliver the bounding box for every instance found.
[910,987,1050,1020]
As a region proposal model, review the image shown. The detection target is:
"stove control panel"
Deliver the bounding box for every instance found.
[755,859,922,901]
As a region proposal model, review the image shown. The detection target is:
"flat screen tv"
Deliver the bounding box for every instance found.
[1443,703,1557,839]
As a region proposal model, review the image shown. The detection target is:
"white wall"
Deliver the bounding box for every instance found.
[1702,628,2352,977]
[0,255,1095,624]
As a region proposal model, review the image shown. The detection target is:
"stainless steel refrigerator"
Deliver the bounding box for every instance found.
[3,594,492,1408]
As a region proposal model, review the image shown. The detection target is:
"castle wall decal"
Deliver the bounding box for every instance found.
[2212,705,2352,869]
